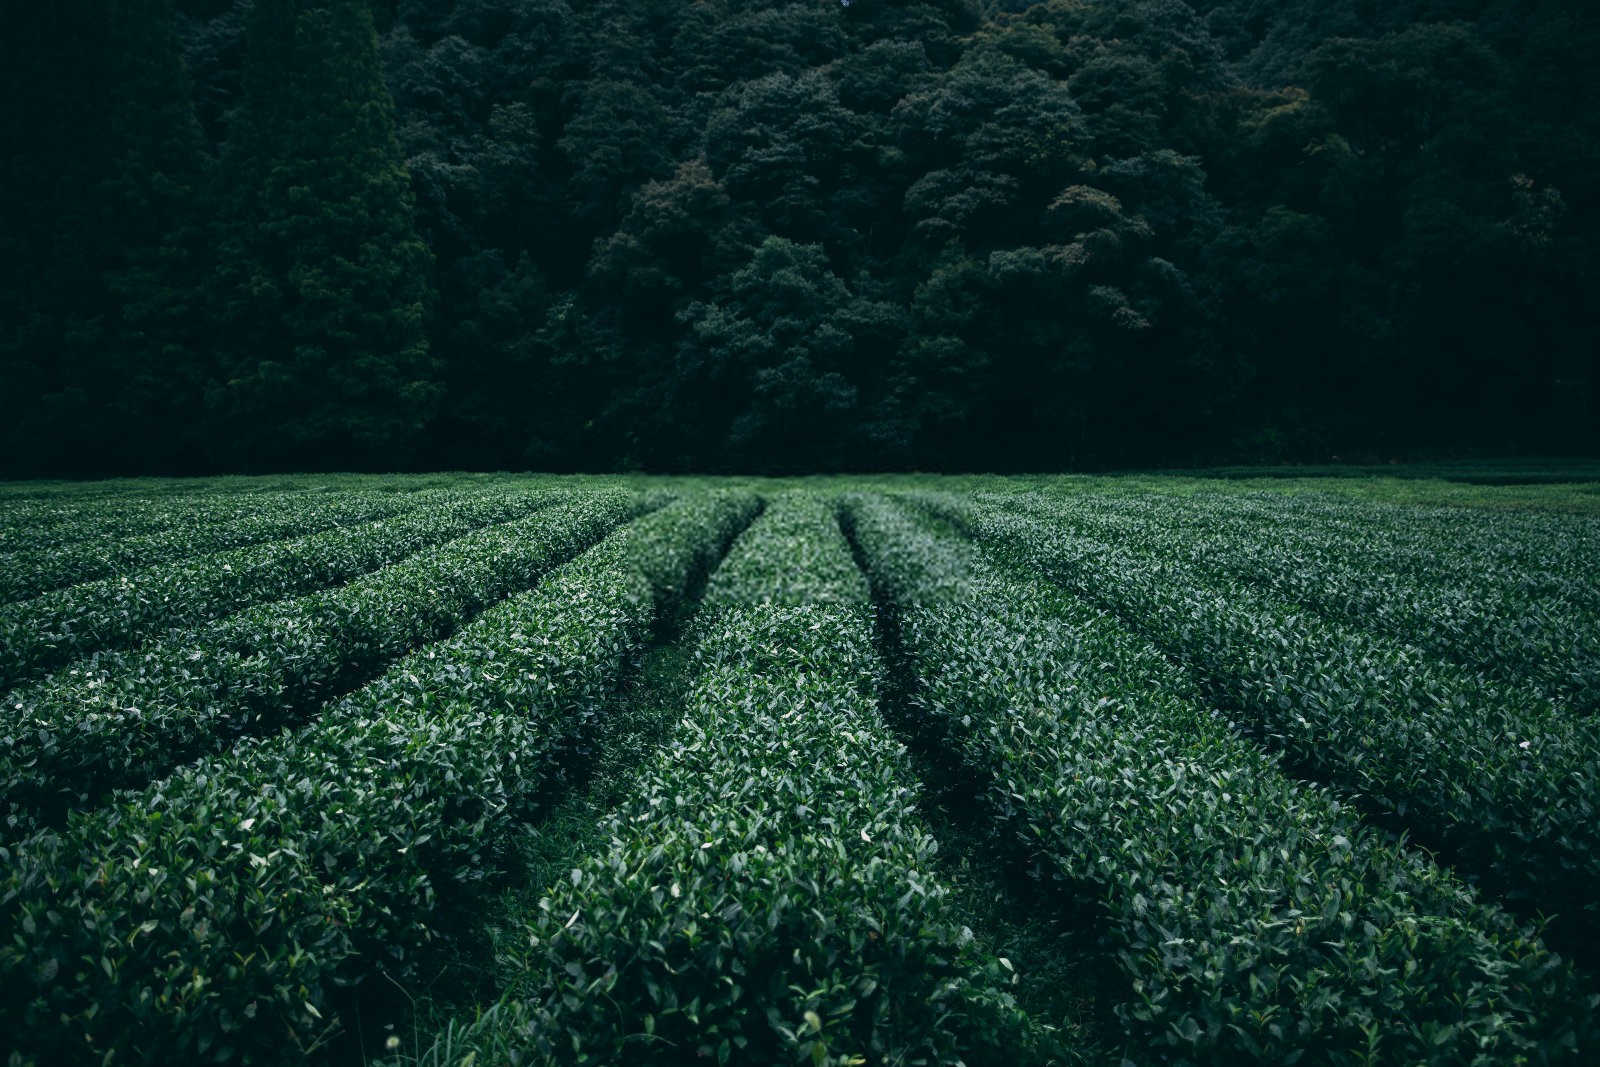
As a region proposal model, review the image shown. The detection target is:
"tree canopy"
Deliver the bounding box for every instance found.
[2,0,1594,473]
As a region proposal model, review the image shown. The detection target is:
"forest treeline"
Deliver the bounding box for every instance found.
[2,0,1595,473]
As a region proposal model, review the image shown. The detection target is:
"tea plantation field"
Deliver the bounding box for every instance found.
[2,471,1598,1065]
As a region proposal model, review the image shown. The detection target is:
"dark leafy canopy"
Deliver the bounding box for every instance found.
[2,0,1595,474]
[207,0,439,469]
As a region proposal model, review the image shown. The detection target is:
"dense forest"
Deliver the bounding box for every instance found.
[2,0,1595,473]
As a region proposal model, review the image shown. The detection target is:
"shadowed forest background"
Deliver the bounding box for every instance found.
[3,0,1596,474]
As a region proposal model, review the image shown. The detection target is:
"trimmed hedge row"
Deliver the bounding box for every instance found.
[1028,484,1600,609]
[0,489,432,604]
[0,488,559,688]
[0,490,758,1065]
[1073,479,1600,582]
[1246,490,1600,585]
[1004,488,1600,710]
[917,490,1600,952]
[0,492,642,838]
[0,490,321,553]
[0,483,433,553]
[848,493,1596,1063]
[437,494,1060,1066]
[1014,482,1600,621]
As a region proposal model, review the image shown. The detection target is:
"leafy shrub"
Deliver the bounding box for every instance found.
[0,487,425,604]
[1004,486,1600,711]
[0,488,558,687]
[0,491,757,1064]
[440,495,1061,1065]
[0,492,641,838]
[848,492,1597,1063]
[917,489,1600,954]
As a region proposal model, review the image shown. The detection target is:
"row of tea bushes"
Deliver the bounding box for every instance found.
[1060,478,1600,586]
[1001,488,1600,710]
[0,484,425,553]
[1024,484,1599,609]
[1253,489,1600,581]
[0,488,433,604]
[434,495,1062,1065]
[848,493,1596,1063]
[0,491,757,1065]
[0,488,559,688]
[0,492,641,838]
[920,491,1600,954]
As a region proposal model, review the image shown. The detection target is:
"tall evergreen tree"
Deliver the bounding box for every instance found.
[210,0,438,470]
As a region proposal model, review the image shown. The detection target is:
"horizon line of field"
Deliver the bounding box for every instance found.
[9,475,1594,747]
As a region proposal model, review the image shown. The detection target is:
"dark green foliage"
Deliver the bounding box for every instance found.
[2,474,1599,1063]
[921,488,1600,959]
[0,488,552,688]
[846,491,1597,1063]
[0,488,420,603]
[1005,485,1600,710]
[0,491,636,839]
[0,0,207,475]
[5,0,1597,472]
[435,495,1063,1064]
[0,490,758,1064]
[207,0,438,470]
[675,238,903,471]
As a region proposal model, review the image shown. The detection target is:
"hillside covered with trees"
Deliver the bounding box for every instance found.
[3,0,1595,473]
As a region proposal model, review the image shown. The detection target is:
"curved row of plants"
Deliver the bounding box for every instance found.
[1217,488,1596,598]
[0,487,561,688]
[1000,488,1600,711]
[1031,478,1600,599]
[0,488,436,604]
[1043,483,1600,605]
[0,491,642,839]
[430,494,1064,1066]
[914,490,1600,955]
[0,483,425,553]
[0,490,758,1065]
[846,492,1596,1063]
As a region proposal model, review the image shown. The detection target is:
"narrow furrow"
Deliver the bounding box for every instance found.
[417,495,1068,1066]
[0,492,641,839]
[0,488,558,687]
[846,493,1596,1064]
[0,491,757,1065]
